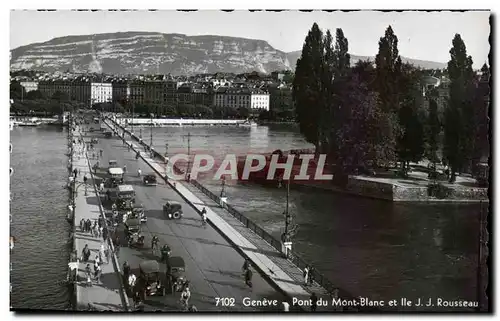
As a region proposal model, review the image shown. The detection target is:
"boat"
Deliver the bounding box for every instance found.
[17,118,42,127]
[238,120,258,127]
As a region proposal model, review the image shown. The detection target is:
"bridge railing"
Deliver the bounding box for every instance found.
[107,116,351,301]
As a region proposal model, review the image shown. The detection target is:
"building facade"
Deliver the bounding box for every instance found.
[20,81,38,93]
[91,83,113,104]
[112,80,130,103]
[250,89,270,110]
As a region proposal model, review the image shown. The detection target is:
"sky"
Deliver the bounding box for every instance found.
[10,10,491,68]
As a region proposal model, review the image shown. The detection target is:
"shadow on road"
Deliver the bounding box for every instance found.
[96,271,122,292]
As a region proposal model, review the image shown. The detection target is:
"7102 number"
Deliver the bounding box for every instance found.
[215,297,235,307]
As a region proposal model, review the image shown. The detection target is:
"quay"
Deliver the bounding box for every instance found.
[103,115,373,312]
[68,122,129,311]
[117,118,256,127]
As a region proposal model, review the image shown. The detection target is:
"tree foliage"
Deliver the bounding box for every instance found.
[444,33,476,181]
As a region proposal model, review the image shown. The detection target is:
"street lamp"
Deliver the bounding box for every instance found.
[279,176,295,258]
[220,176,226,198]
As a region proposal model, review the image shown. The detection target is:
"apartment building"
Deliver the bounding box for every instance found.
[91,82,113,104]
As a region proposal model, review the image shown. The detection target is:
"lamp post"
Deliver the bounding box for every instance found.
[220,176,227,207]
[279,177,294,258]
[139,128,142,139]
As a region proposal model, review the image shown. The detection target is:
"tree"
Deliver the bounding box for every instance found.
[425,89,441,165]
[329,28,351,163]
[396,64,426,174]
[373,25,404,167]
[292,23,324,153]
[26,90,44,100]
[472,63,490,167]
[444,33,476,182]
[10,81,25,100]
[336,73,394,172]
[375,25,403,114]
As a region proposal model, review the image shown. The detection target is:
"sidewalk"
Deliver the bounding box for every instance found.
[104,118,340,311]
[70,127,128,311]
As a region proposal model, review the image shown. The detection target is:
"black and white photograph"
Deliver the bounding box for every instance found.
[9,7,491,313]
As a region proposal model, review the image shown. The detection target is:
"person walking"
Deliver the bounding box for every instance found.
[180,286,191,310]
[310,292,318,312]
[93,222,99,238]
[123,261,130,279]
[102,227,108,243]
[85,264,93,287]
[309,266,315,285]
[81,244,91,262]
[79,219,84,232]
[94,257,102,283]
[244,268,253,288]
[303,266,310,285]
[100,244,107,264]
[242,259,249,273]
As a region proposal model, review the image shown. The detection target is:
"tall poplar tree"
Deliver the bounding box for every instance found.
[444,33,475,182]
[293,23,324,153]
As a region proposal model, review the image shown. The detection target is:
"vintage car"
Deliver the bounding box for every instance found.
[143,173,157,186]
[128,204,147,223]
[139,260,165,297]
[108,167,124,183]
[166,256,186,293]
[125,218,141,234]
[117,185,136,203]
[163,201,183,219]
[108,160,118,168]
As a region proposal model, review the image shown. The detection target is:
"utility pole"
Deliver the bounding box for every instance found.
[181,132,191,180]
[150,113,154,148]
[279,175,296,258]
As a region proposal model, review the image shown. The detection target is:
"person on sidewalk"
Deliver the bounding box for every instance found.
[102,227,108,243]
[180,286,191,310]
[85,264,93,286]
[244,268,253,288]
[94,258,102,283]
[123,261,131,279]
[242,259,249,273]
[79,219,84,232]
[310,292,318,312]
[100,244,107,264]
[81,244,91,262]
[93,222,99,238]
[303,266,310,285]
[309,267,315,285]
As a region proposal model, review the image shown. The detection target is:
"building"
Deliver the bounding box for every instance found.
[422,75,450,114]
[214,87,270,110]
[144,79,165,106]
[249,88,270,110]
[70,77,91,104]
[91,82,113,105]
[164,79,179,105]
[269,85,294,116]
[112,80,130,103]
[191,84,214,106]
[129,81,145,105]
[176,84,193,106]
[20,81,38,93]
[38,79,72,100]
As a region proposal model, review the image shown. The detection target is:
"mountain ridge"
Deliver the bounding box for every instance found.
[10,32,447,75]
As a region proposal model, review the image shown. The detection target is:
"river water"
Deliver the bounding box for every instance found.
[141,124,483,309]
[10,126,71,310]
[10,122,482,310]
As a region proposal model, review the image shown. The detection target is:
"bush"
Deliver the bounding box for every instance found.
[427,182,452,199]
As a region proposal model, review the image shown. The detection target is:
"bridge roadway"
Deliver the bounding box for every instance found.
[89,130,288,311]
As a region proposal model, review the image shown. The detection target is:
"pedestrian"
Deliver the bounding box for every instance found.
[83,175,88,185]
[242,259,249,273]
[85,264,93,286]
[123,261,130,279]
[93,223,99,238]
[181,286,191,309]
[303,266,310,285]
[100,244,107,264]
[94,257,101,283]
[81,244,91,262]
[86,219,92,233]
[244,268,253,288]
[99,181,104,192]
[73,168,78,179]
[102,227,108,242]
[310,292,318,312]
[98,226,103,238]
[309,267,315,285]
[79,219,84,232]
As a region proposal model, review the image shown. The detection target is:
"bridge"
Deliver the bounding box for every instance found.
[70,112,373,312]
